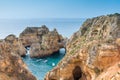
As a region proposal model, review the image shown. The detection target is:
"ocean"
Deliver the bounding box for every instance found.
[0,18,85,39]
[0,18,85,80]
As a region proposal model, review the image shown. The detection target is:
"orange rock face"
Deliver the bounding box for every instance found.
[19,25,49,47]
[0,42,36,80]
[4,34,27,56]
[45,13,120,80]
[29,29,65,58]
[19,25,66,58]
[96,62,120,80]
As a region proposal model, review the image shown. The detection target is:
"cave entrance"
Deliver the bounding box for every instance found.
[72,66,82,80]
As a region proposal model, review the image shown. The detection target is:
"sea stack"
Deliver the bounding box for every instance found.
[19,25,66,58]
[45,13,120,80]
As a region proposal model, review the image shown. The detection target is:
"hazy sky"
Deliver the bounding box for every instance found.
[0,0,120,19]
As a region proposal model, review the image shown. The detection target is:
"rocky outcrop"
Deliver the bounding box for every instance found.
[30,28,65,58]
[45,13,120,80]
[4,34,26,57]
[19,25,66,58]
[19,25,49,47]
[0,41,36,80]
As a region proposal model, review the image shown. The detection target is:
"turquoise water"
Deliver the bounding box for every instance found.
[0,18,85,80]
[23,49,65,80]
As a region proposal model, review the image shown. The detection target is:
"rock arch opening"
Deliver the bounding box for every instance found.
[72,66,82,80]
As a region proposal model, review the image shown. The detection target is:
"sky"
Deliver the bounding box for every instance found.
[0,0,120,19]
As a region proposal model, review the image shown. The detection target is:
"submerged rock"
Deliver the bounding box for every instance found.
[0,42,36,80]
[20,25,66,58]
[45,13,120,80]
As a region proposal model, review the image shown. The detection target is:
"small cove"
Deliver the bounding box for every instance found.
[22,48,65,80]
[0,18,85,80]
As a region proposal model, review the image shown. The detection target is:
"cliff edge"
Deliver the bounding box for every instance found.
[0,41,36,80]
[45,13,120,80]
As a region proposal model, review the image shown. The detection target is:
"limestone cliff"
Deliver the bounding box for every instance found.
[19,25,49,47]
[4,34,27,57]
[45,13,120,80]
[19,25,66,58]
[0,41,36,80]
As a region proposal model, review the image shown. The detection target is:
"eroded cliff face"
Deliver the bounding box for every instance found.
[0,41,36,80]
[4,34,26,56]
[19,25,49,47]
[45,13,120,80]
[19,25,66,58]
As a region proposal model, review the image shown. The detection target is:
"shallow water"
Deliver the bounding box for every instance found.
[22,48,65,80]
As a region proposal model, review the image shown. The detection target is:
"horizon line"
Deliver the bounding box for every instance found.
[0,17,87,19]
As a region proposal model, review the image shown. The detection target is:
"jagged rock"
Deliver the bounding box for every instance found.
[45,13,120,80]
[4,34,26,57]
[19,25,49,47]
[0,42,36,80]
[19,25,66,58]
[29,28,65,58]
